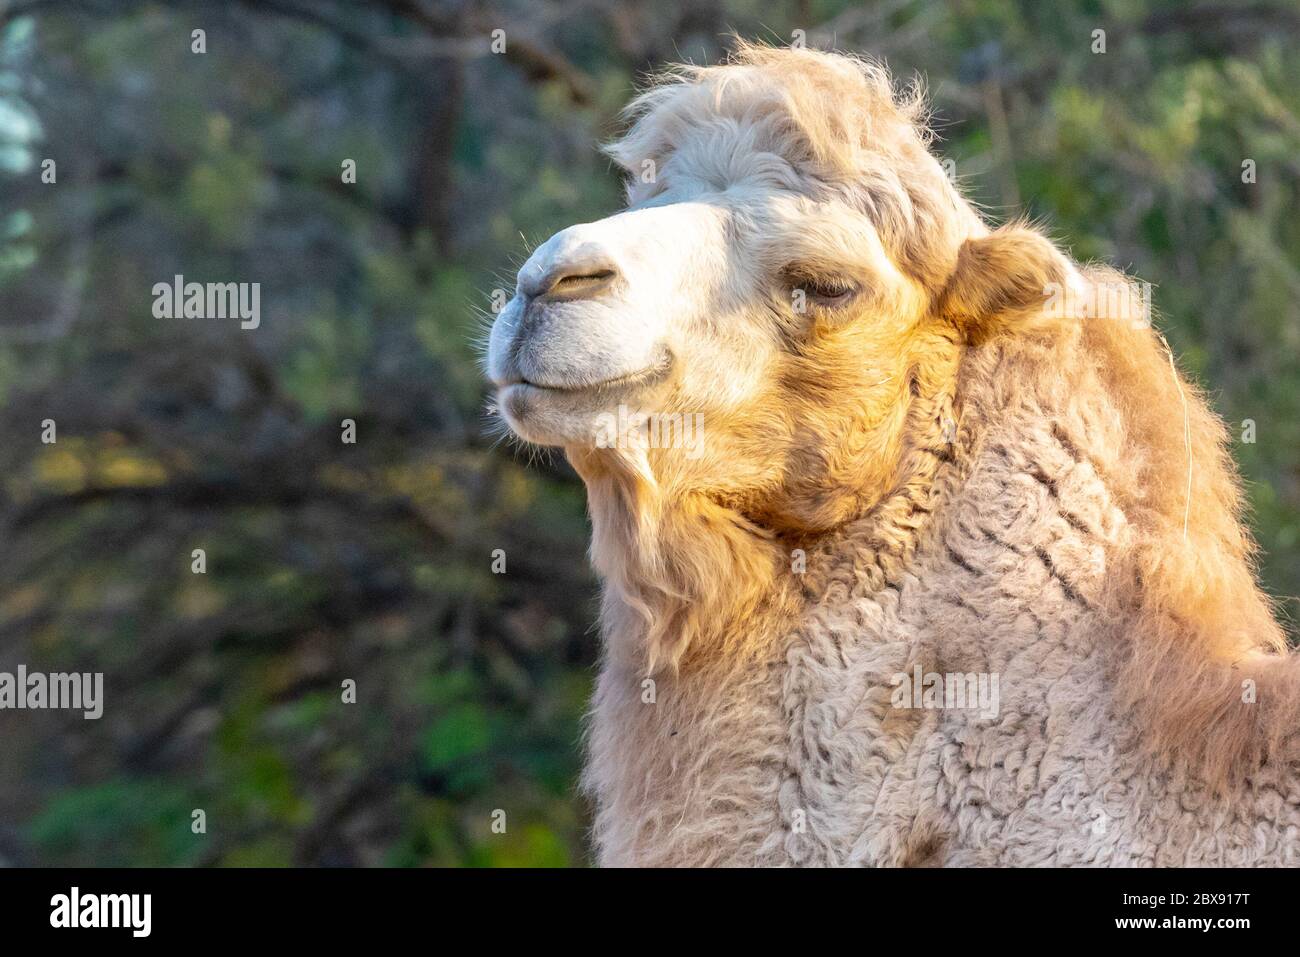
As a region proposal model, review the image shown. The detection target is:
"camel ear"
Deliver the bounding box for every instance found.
[937,224,1070,342]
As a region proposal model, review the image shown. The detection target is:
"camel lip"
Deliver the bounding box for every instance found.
[498,350,674,396]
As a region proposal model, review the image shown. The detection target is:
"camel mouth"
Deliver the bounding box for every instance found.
[501,348,674,397]
[494,349,676,447]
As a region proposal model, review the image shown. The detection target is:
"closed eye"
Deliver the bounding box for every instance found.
[800,278,854,300]
[783,268,861,310]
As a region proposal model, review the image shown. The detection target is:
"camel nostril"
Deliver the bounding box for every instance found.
[530,264,619,302]
[554,269,615,289]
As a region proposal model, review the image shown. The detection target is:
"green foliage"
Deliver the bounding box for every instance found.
[27,779,202,867]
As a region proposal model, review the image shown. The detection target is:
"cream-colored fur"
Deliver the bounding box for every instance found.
[488,44,1300,866]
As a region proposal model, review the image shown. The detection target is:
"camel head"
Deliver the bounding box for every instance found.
[488,43,1068,535]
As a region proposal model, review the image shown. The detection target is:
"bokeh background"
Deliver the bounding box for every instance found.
[0,0,1297,866]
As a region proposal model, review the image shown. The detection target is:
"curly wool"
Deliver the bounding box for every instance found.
[583,310,1300,866]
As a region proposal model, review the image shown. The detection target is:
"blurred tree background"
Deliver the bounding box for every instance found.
[0,0,1296,866]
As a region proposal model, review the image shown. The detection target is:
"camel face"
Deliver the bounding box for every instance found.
[487,183,908,450]
[487,51,958,530]
[489,183,920,507]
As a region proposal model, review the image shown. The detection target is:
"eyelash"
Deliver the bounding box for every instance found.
[801,278,853,299]
[784,271,858,306]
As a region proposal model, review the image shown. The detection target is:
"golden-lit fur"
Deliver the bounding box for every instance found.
[522,43,1300,864]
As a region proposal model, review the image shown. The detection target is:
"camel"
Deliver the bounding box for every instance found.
[485,42,1300,866]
